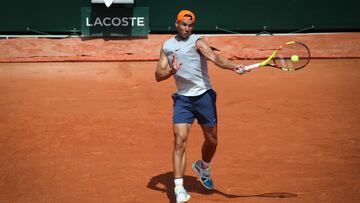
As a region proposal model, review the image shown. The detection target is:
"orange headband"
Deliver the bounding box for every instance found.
[176,10,196,23]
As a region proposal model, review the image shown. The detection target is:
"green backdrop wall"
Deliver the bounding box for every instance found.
[0,0,359,35]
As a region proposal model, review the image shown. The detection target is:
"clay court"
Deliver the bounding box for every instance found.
[0,34,360,202]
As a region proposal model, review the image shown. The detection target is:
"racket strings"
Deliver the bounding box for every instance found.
[274,42,310,70]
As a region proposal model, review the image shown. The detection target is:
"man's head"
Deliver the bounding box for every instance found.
[175,10,196,39]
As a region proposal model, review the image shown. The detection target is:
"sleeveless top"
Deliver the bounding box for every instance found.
[162,34,212,96]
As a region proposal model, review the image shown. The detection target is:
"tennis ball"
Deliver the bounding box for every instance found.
[291,55,299,62]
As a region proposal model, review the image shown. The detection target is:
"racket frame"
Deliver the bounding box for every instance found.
[244,41,310,71]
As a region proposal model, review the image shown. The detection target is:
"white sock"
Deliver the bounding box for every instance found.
[174,178,184,188]
[201,160,210,169]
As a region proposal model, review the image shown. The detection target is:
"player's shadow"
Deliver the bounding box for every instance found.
[147,171,297,203]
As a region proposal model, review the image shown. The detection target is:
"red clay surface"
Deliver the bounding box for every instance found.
[0,59,359,202]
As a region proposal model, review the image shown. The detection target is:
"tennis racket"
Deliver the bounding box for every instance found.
[237,41,311,73]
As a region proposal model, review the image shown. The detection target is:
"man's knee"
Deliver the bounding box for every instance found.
[202,125,218,145]
[174,132,187,150]
[173,124,190,151]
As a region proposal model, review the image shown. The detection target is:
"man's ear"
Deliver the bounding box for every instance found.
[175,21,178,28]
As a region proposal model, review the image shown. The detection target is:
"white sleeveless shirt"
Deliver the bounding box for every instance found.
[163,34,212,96]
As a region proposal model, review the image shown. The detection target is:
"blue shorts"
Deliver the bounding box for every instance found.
[172,89,217,127]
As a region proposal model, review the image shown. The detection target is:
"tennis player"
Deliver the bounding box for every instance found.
[155,10,247,203]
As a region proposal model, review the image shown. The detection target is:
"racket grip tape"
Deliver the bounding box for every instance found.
[244,63,261,70]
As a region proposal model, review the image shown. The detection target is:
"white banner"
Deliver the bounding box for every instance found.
[91,0,134,8]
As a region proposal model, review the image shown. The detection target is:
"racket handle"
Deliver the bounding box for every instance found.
[244,63,261,70]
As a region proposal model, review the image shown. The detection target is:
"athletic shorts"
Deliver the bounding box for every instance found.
[172,89,217,127]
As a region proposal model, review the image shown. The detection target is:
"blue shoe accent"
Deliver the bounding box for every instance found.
[192,160,214,190]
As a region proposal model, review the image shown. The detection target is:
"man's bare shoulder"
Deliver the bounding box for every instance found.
[195,37,210,49]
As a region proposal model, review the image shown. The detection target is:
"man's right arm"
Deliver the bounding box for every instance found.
[155,47,175,82]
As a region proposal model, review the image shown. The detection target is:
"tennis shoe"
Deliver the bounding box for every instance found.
[192,160,214,190]
[174,186,191,203]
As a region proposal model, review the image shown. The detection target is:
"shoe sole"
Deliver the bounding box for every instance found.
[177,194,191,203]
[179,195,191,203]
[191,163,214,190]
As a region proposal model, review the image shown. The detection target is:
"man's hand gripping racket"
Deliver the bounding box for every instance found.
[236,41,311,74]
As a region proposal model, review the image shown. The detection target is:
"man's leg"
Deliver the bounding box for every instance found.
[192,124,217,190]
[173,123,192,203]
[200,124,218,163]
[173,123,192,178]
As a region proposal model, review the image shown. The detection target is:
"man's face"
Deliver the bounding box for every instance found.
[176,18,194,39]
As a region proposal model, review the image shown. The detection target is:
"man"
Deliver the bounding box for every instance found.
[155,9,247,203]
